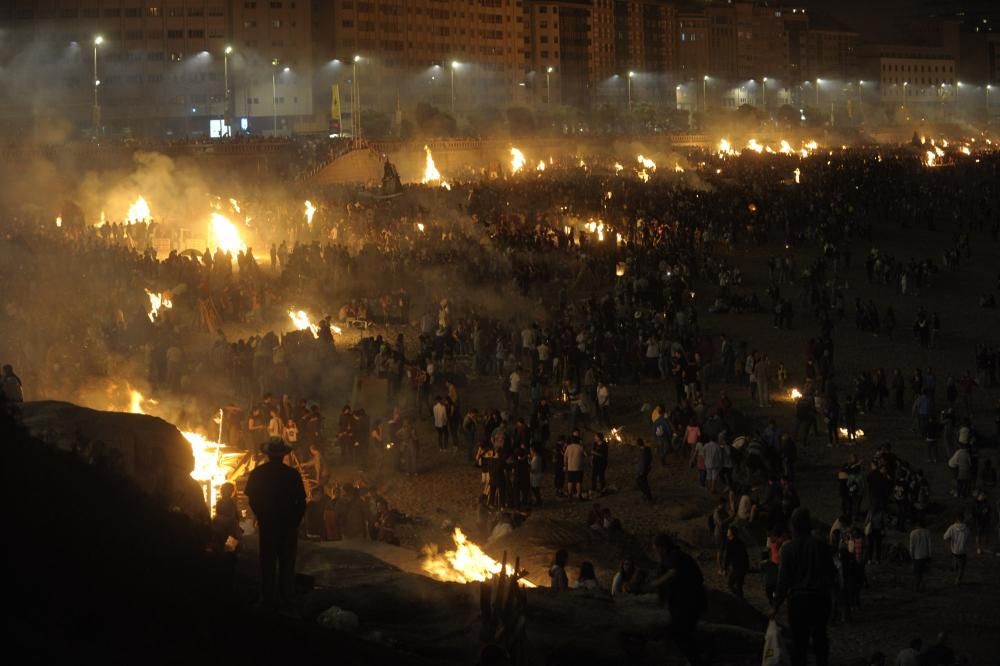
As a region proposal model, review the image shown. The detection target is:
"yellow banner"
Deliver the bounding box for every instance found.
[331,84,342,124]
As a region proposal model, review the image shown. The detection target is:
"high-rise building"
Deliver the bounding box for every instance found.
[0,0,233,137]
[230,0,314,135]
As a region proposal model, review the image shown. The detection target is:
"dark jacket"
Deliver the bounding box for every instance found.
[774,535,835,604]
[245,460,306,528]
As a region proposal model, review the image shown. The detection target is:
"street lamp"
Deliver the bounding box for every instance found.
[627,71,634,112]
[93,35,103,137]
[270,59,289,136]
[353,55,362,141]
[762,77,768,108]
[223,46,233,130]
[546,66,553,105]
[675,84,682,110]
[450,61,460,114]
[703,75,709,112]
[815,78,821,108]
[988,84,993,113]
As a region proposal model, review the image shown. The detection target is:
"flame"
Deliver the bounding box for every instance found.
[97,211,106,228]
[718,139,737,156]
[934,146,945,158]
[925,151,937,167]
[126,196,151,223]
[637,169,650,183]
[210,212,247,254]
[793,167,801,184]
[416,222,425,232]
[421,528,535,587]
[536,160,546,172]
[229,198,241,213]
[674,163,684,173]
[779,140,794,155]
[421,145,443,184]
[288,309,342,337]
[838,427,865,439]
[597,222,605,242]
[608,427,624,444]
[613,162,624,174]
[637,155,656,170]
[55,215,62,227]
[960,146,971,155]
[746,139,764,153]
[145,289,173,323]
[510,147,526,174]
[304,200,316,226]
[789,388,803,400]
[129,389,146,414]
[289,309,321,338]
[182,429,245,516]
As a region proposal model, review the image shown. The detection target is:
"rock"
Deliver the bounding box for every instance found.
[19,400,208,521]
[317,605,359,632]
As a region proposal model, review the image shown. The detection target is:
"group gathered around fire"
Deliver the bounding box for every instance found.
[4,139,1000,666]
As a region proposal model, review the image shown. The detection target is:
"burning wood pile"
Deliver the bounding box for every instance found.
[421,528,536,588]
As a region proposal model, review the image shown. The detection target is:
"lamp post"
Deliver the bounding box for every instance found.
[675,84,682,111]
[815,78,820,108]
[224,46,232,131]
[450,61,459,114]
[627,71,634,112]
[703,75,709,112]
[546,66,553,105]
[988,84,993,115]
[93,35,103,137]
[353,55,362,141]
[271,59,289,136]
[761,77,768,109]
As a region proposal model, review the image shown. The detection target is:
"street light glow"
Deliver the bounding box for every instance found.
[547,66,553,73]
[283,67,290,73]
[703,75,709,81]
[628,71,635,78]
[354,55,361,62]
[225,46,233,55]
[452,60,459,69]
[94,35,103,45]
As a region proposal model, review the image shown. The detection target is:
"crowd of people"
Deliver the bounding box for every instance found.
[3,140,1000,665]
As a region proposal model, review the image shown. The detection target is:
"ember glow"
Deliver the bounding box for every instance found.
[55,215,62,227]
[145,289,172,322]
[789,388,803,400]
[536,160,546,172]
[126,196,151,223]
[421,527,535,587]
[510,147,526,174]
[210,212,247,254]
[608,427,624,444]
[674,163,685,173]
[613,162,624,174]
[637,169,650,183]
[304,200,316,226]
[838,427,866,439]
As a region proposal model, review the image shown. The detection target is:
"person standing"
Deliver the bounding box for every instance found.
[507,366,522,416]
[635,438,654,503]
[772,508,835,666]
[908,518,931,592]
[590,434,608,494]
[722,525,750,599]
[244,437,307,608]
[529,445,543,506]
[1,365,23,403]
[942,512,971,585]
[433,396,449,451]
[649,533,706,666]
[564,436,585,499]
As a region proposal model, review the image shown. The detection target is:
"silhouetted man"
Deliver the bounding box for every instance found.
[772,508,835,666]
[245,437,306,608]
[649,533,705,665]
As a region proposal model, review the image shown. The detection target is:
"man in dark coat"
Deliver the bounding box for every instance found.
[245,437,306,607]
[650,533,706,665]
